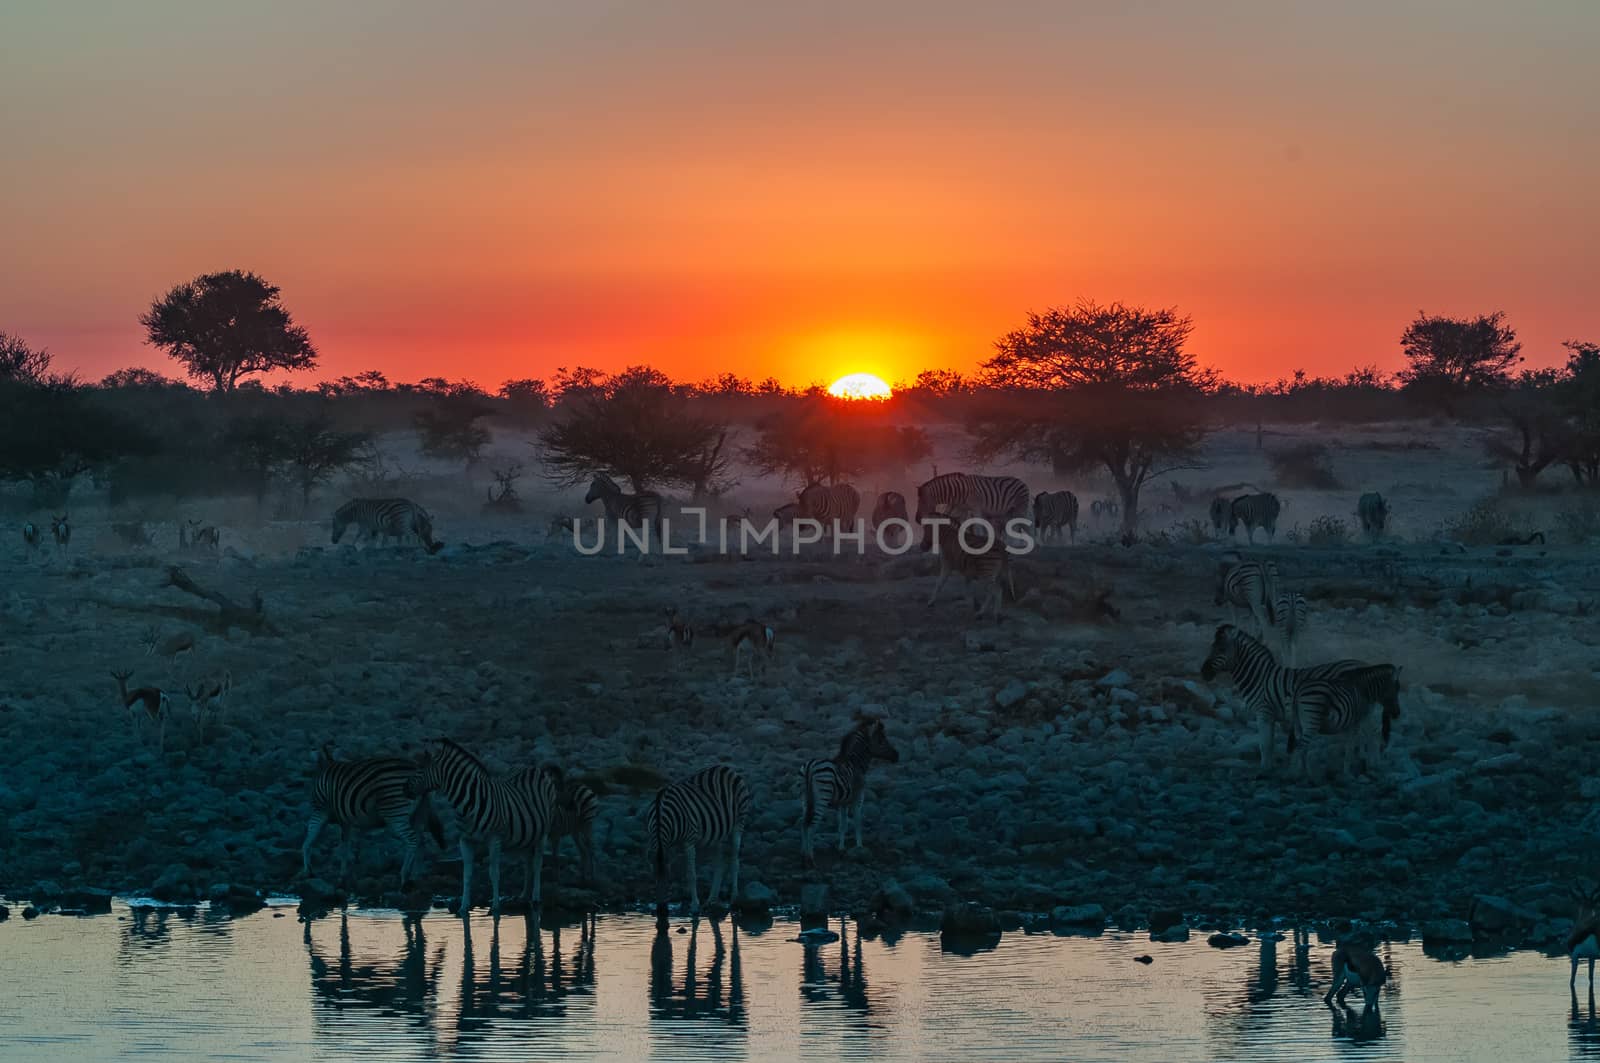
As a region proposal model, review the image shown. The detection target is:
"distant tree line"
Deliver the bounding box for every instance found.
[2,269,1596,521]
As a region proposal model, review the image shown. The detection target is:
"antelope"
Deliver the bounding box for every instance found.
[730,620,775,678]
[185,668,232,735]
[112,669,171,753]
[1571,886,1600,991]
[50,514,70,553]
[145,626,197,666]
[22,522,41,555]
[184,520,220,553]
[665,606,694,650]
[1324,939,1388,1010]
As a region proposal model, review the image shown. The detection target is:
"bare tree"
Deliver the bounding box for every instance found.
[0,332,53,385]
[968,300,1214,534]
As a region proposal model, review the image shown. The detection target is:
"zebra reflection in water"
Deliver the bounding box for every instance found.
[304,912,442,1031]
[800,917,871,1018]
[649,916,746,1029]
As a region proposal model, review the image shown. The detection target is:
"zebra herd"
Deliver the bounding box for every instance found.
[302,713,903,919]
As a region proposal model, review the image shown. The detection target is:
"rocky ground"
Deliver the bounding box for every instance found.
[3,421,1599,947]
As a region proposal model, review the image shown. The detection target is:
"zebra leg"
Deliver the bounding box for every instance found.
[301,813,326,877]
[853,792,867,849]
[836,806,847,852]
[527,834,546,906]
[926,571,950,607]
[684,843,700,914]
[576,827,595,884]
[488,837,504,914]
[337,825,354,884]
[389,815,419,889]
[1256,713,1275,772]
[707,842,726,907]
[459,838,475,915]
[728,827,742,905]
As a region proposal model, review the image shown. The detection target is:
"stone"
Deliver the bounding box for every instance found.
[1469,894,1538,935]
[1152,924,1190,942]
[872,880,914,918]
[995,680,1030,710]
[1208,932,1250,948]
[1051,904,1106,928]
[1149,908,1185,934]
[800,884,829,919]
[1096,669,1133,689]
[941,903,1001,937]
[1420,919,1473,944]
[740,880,777,913]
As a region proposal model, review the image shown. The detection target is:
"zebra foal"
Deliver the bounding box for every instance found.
[415,738,559,913]
[302,744,443,888]
[1032,490,1079,543]
[538,764,600,883]
[800,715,900,865]
[585,474,665,539]
[646,765,751,916]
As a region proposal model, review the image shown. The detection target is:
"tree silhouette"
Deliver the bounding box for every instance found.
[536,365,730,493]
[1397,310,1521,409]
[415,391,494,462]
[0,378,153,505]
[744,395,931,486]
[0,332,53,385]
[968,300,1214,534]
[140,270,318,392]
[284,418,374,504]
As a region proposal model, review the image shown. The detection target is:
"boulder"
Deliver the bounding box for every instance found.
[995,681,1030,710]
[1149,908,1185,934]
[1096,669,1133,689]
[739,880,777,915]
[872,880,914,919]
[1152,924,1190,942]
[1208,932,1250,948]
[1469,894,1538,936]
[941,903,1001,937]
[1051,903,1106,928]
[1420,919,1474,944]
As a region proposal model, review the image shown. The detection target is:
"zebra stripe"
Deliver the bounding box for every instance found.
[1227,493,1281,542]
[1214,560,1279,635]
[331,498,440,552]
[584,473,665,530]
[914,472,1030,525]
[538,764,600,883]
[800,717,899,864]
[417,738,558,912]
[870,491,908,527]
[1358,492,1389,537]
[797,483,861,526]
[645,764,751,914]
[303,746,441,888]
[1269,587,1310,667]
[1286,675,1379,776]
[1032,490,1079,543]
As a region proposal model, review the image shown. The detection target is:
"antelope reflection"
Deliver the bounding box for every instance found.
[649,915,746,1028]
[304,911,443,1034]
[1572,985,1600,1057]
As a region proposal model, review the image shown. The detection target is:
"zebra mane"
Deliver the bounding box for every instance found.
[838,715,880,756]
[592,473,620,493]
[432,737,490,774]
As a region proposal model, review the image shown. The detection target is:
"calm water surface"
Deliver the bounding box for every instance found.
[0,899,1595,1061]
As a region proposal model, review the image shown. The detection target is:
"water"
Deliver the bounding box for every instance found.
[1,900,1594,1061]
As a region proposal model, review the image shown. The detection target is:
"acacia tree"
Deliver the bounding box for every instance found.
[0,378,153,505]
[536,365,732,494]
[140,270,318,392]
[1558,341,1600,485]
[968,300,1214,534]
[1397,310,1522,411]
[284,418,374,504]
[0,332,53,385]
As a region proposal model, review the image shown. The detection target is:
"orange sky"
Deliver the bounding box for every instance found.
[2,2,1596,388]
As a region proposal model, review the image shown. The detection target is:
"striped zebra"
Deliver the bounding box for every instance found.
[1285,672,1388,777]
[415,738,559,913]
[1269,586,1310,667]
[645,764,751,915]
[797,482,861,527]
[331,498,441,552]
[800,715,900,865]
[1227,493,1281,543]
[538,764,600,883]
[1214,560,1279,636]
[870,491,908,527]
[1358,492,1389,538]
[302,745,444,889]
[914,472,1030,528]
[1208,497,1231,534]
[926,532,1015,620]
[584,473,665,535]
[1199,625,1398,771]
[1032,490,1079,543]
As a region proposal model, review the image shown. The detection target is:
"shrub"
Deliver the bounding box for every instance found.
[1267,443,1342,489]
[1441,496,1524,545]
[1287,515,1350,547]
[1555,495,1600,544]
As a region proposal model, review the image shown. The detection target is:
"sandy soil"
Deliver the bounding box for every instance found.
[3,420,1598,940]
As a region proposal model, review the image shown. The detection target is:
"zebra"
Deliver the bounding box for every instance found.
[331,498,441,552]
[1570,885,1600,991]
[1283,673,1383,777]
[796,482,861,528]
[800,715,900,866]
[1324,939,1388,1009]
[538,764,600,883]
[1198,625,1398,771]
[1214,560,1279,636]
[1269,586,1310,668]
[645,764,751,915]
[1228,493,1281,543]
[414,738,559,913]
[50,514,70,553]
[111,669,171,753]
[302,744,444,889]
[1032,490,1079,543]
[1357,492,1389,538]
[21,521,41,554]
[1208,497,1230,533]
[914,472,1030,533]
[926,531,1015,621]
[584,474,665,538]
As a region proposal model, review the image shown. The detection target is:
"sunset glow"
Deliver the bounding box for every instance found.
[0,5,1596,386]
[828,373,893,401]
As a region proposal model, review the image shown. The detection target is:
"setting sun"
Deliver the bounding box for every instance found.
[827,372,893,401]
